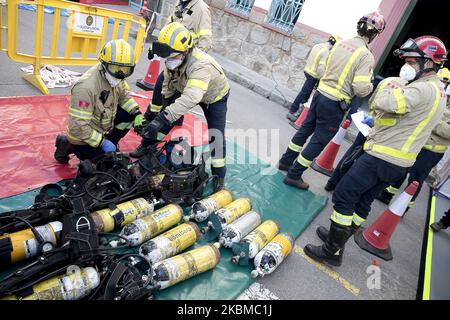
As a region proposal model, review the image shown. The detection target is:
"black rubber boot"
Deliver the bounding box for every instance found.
[304,222,352,267]
[317,223,360,243]
[130,143,148,158]
[375,189,394,205]
[430,221,446,232]
[54,134,74,164]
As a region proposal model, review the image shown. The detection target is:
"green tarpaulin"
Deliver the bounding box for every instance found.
[0,141,328,300]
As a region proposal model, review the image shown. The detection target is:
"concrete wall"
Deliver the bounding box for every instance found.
[158,0,331,91]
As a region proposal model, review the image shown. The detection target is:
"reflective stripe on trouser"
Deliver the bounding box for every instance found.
[386,185,399,195]
[332,153,408,225]
[330,212,365,227]
[286,92,344,180]
[144,72,164,118]
[141,91,229,178]
[389,148,444,203]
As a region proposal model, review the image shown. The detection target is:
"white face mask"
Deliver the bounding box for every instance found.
[446,84,450,97]
[399,63,417,82]
[166,58,184,70]
[105,72,122,87]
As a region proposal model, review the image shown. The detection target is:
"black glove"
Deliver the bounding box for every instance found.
[143,112,171,140]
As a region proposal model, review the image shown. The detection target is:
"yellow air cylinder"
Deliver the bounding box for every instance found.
[90,197,156,232]
[216,198,252,225]
[0,221,62,266]
[120,204,184,246]
[188,189,233,222]
[139,222,201,264]
[1,266,100,300]
[241,220,280,259]
[251,232,294,278]
[152,244,221,289]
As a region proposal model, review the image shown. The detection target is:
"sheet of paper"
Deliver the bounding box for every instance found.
[351,111,371,137]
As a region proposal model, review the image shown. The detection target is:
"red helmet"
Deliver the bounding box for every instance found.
[394,36,448,65]
[359,11,386,34]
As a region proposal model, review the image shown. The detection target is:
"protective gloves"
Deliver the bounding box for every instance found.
[362,114,374,127]
[143,112,171,140]
[100,139,116,153]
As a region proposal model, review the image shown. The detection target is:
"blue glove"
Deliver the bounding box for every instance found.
[100,139,116,153]
[362,114,374,127]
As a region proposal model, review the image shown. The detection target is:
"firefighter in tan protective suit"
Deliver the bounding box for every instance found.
[304,35,448,267]
[133,0,212,155]
[287,34,341,122]
[376,67,450,210]
[278,12,386,190]
[132,22,229,191]
[54,39,143,163]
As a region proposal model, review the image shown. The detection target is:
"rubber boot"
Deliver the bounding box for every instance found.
[130,143,148,158]
[317,222,360,243]
[304,222,352,267]
[54,134,74,164]
[375,189,394,205]
[430,221,446,232]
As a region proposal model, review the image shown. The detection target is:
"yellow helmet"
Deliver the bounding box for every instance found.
[329,34,342,45]
[437,67,450,82]
[152,22,193,58]
[99,39,135,79]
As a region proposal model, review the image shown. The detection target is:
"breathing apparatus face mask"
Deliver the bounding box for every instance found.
[446,83,450,97]
[399,63,417,82]
[105,72,123,87]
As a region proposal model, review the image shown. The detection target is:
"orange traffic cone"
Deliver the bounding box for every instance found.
[136,57,161,91]
[140,0,148,15]
[354,181,419,261]
[290,104,309,130]
[311,119,350,177]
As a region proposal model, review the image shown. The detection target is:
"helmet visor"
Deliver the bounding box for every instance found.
[152,41,183,58]
[105,64,134,79]
[394,38,427,59]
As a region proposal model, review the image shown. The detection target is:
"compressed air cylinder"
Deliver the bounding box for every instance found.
[242,220,280,259]
[0,221,63,266]
[139,222,201,264]
[152,244,220,290]
[188,189,233,222]
[120,204,183,247]
[215,198,252,225]
[251,233,294,278]
[1,266,100,300]
[219,211,262,248]
[90,197,156,232]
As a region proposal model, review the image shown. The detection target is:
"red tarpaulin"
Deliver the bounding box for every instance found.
[0,93,208,199]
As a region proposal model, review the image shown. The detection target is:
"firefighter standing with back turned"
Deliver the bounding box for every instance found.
[286,34,341,122]
[376,67,450,210]
[132,22,230,191]
[277,12,386,190]
[54,39,142,163]
[304,36,448,267]
[131,0,212,158]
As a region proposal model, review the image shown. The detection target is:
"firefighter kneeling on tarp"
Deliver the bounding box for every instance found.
[54,39,144,162]
[130,22,230,192]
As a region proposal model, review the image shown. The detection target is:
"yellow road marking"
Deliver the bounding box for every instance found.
[294,244,360,296]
